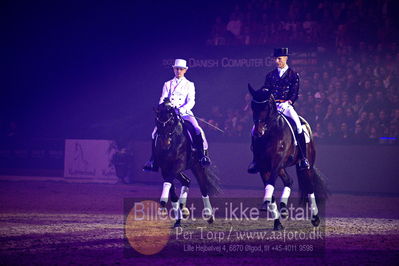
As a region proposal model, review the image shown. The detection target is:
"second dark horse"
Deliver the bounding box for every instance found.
[248,84,328,230]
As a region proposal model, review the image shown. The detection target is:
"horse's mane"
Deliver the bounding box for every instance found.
[157,97,173,111]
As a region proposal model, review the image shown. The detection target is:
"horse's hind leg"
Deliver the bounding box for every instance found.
[279,169,293,219]
[191,166,214,224]
[296,166,320,227]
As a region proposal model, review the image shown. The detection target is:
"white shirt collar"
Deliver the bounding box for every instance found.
[277,65,289,77]
[173,76,186,83]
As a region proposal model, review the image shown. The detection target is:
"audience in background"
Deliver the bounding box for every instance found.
[203,0,398,144]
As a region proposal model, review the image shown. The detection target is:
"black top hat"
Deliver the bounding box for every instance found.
[273,48,289,57]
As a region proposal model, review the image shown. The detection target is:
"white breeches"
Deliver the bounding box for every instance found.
[276,102,302,134]
[151,115,208,150]
[181,115,202,135]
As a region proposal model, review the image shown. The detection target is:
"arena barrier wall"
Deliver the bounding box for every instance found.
[131,141,399,195]
[1,139,398,194]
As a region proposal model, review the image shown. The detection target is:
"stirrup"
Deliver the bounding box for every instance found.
[299,158,310,170]
[247,161,259,174]
[143,160,159,172]
[199,155,211,167]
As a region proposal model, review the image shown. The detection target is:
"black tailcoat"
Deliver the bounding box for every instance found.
[264,68,300,104]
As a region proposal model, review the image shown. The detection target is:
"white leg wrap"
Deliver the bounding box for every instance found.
[267,201,280,219]
[308,193,319,216]
[202,195,212,216]
[263,184,274,203]
[280,187,291,205]
[171,201,182,220]
[160,182,172,203]
[179,186,189,206]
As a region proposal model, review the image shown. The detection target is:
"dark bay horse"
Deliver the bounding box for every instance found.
[248,84,328,230]
[154,98,221,227]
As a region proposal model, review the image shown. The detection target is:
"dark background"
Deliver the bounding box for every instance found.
[2,0,230,139]
[3,0,398,142]
[2,1,399,192]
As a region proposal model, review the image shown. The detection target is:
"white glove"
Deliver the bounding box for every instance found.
[178,108,187,115]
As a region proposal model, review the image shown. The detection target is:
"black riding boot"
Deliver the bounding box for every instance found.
[194,134,211,167]
[143,138,159,172]
[297,132,310,170]
[248,136,259,174]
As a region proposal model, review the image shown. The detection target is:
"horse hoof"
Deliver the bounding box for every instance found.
[203,208,213,220]
[207,216,214,224]
[279,202,288,219]
[311,215,320,227]
[173,220,181,228]
[159,201,166,208]
[182,207,190,219]
[273,219,284,231]
[259,201,268,212]
[158,207,168,217]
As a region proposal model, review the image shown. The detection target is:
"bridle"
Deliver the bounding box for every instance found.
[156,108,182,138]
[156,115,173,127]
[251,98,269,104]
[251,96,280,135]
[251,97,272,124]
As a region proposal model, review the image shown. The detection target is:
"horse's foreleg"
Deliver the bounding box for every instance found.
[167,183,182,227]
[160,181,172,207]
[259,171,272,207]
[260,170,283,230]
[260,171,279,216]
[279,169,292,219]
[176,172,190,208]
[175,172,191,218]
[260,170,279,205]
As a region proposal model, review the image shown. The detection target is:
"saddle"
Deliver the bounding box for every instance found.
[279,114,311,145]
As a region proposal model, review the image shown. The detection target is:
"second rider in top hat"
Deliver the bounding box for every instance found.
[248,48,310,173]
[143,59,211,172]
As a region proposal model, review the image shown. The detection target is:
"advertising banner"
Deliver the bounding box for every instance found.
[64,139,116,181]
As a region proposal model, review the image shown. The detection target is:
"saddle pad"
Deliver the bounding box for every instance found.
[280,115,298,146]
[303,125,310,143]
[280,115,311,146]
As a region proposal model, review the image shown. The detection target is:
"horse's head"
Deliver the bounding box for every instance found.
[248,84,277,138]
[155,98,183,149]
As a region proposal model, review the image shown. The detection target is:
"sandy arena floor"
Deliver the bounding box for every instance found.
[0,179,398,265]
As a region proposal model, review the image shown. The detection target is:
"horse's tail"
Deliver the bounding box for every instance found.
[203,164,222,196]
[296,166,329,205]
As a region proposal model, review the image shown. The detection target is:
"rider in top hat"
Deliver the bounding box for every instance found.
[143,59,211,172]
[248,48,310,173]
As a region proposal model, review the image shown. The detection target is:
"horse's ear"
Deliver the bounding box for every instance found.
[248,83,255,97]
